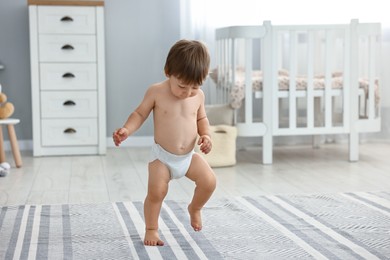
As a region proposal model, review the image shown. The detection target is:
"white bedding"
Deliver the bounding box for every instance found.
[210,68,379,109]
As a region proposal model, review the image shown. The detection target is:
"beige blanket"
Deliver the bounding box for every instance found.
[210,68,379,109]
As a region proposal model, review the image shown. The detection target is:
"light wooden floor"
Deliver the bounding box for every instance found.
[1,141,390,206]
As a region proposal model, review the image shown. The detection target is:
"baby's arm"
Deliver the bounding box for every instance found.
[113,87,155,146]
[196,92,212,154]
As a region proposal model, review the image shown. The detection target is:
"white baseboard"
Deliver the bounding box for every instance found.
[3,139,33,152]
[10,133,390,152]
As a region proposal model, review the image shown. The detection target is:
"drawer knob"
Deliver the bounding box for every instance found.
[62,72,75,78]
[60,16,74,22]
[63,100,76,106]
[61,44,74,50]
[64,128,77,134]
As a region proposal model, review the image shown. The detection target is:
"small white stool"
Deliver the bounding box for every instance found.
[0,118,22,168]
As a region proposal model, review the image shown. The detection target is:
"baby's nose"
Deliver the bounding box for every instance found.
[184,89,192,97]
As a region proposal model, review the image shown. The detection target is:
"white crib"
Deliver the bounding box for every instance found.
[210,20,381,164]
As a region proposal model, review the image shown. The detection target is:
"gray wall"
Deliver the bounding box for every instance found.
[1,0,388,149]
[0,1,31,141]
[0,0,181,143]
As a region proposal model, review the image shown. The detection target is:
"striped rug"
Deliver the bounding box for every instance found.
[1,191,389,259]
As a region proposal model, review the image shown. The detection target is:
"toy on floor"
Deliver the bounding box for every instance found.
[0,162,10,177]
[0,84,14,119]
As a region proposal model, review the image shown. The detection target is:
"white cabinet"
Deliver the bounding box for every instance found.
[28,2,106,156]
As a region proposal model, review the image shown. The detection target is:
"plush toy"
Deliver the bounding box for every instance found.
[0,162,10,177]
[0,84,14,119]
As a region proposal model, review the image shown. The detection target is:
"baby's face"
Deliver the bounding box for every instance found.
[169,76,200,99]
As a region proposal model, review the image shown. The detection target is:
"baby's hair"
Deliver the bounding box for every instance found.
[164,39,210,86]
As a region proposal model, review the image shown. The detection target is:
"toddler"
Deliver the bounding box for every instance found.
[113,39,216,246]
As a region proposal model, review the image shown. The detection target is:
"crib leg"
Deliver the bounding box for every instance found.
[312,97,322,149]
[262,134,273,164]
[349,132,359,162]
[312,135,321,149]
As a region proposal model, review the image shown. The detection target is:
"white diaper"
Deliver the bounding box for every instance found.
[150,143,194,179]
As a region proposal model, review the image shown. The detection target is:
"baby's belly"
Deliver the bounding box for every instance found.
[154,126,197,155]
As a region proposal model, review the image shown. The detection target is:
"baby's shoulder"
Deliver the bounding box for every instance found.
[148,80,169,93]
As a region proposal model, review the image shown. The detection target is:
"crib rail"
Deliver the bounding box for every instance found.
[269,22,353,136]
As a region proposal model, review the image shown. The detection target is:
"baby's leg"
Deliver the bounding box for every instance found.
[185,154,216,231]
[144,160,170,246]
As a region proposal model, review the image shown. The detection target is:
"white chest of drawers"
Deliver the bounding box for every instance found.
[28,1,106,156]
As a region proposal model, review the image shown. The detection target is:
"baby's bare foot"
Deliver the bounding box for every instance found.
[144,229,164,246]
[188,204,202,231]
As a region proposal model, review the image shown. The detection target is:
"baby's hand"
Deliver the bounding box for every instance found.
[113,127,129,146]
[198,135,212,154]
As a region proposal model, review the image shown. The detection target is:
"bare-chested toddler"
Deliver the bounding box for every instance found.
[113,39,216,246]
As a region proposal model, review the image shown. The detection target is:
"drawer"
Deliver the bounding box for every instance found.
[39,35,96,62]
[41,91,98,118]
[41,118,98,146]
[38,6,96,34]
[40,63,97,90]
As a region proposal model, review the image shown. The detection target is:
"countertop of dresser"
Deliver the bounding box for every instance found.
[28,0,104,6]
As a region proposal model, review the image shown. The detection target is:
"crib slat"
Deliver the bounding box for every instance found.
[307,31,315,129]
[324,30,333,128]
[216,38,223,103]
[263,20,274,164]
[220,38,226,104]
[273,31,281,132]
[216,39,221,103]
[228,38,234,105]
[349,19,359,161]
[289,31,297,129]
[245,39,253,124]
[218,39,224,103]
[343,27,350,130]
[368,35,376,120]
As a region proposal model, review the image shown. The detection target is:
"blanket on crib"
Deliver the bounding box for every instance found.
[210,68,379,109]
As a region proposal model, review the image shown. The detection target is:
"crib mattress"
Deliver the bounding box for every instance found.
[210,68,379,109]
